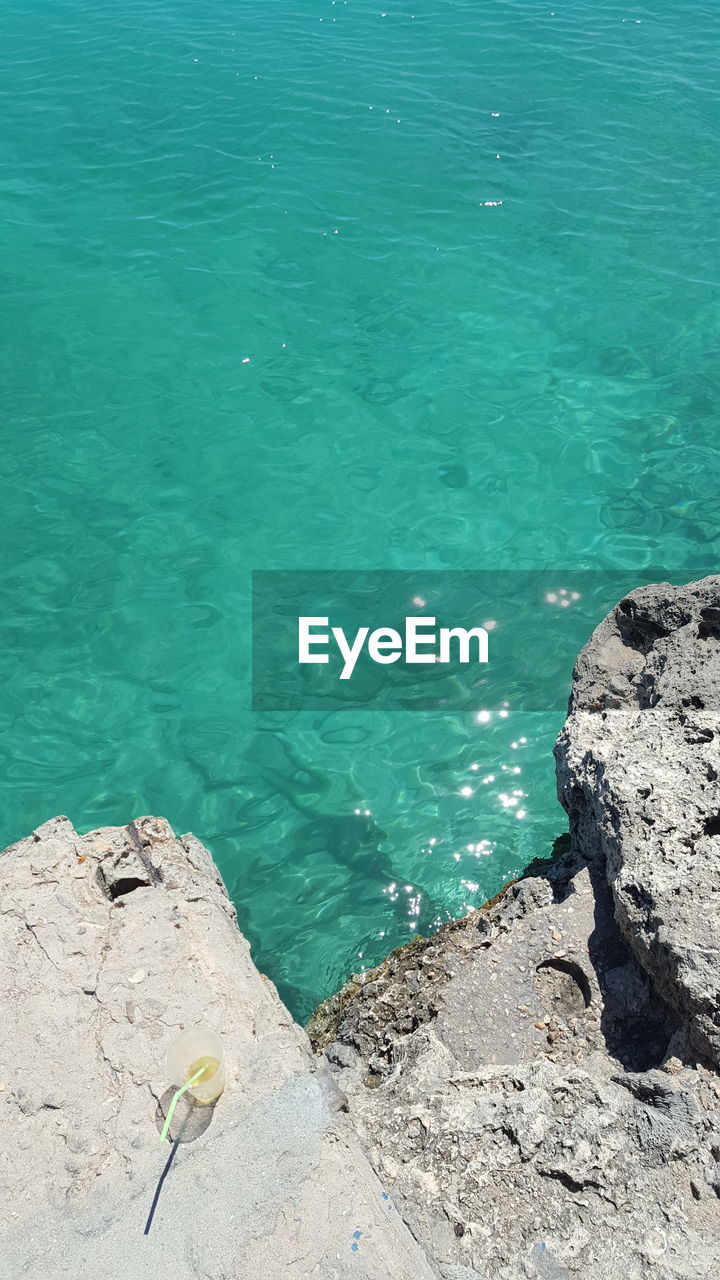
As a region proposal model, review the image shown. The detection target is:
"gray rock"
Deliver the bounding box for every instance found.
[0,816,437,1279]
[555,575,720,1066]
[313,575,720,1279]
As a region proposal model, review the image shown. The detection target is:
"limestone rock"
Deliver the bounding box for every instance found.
[0,816,437,1280]
[311,854,720,1277]
[314,575,720,1279]
[555,575,720,1066]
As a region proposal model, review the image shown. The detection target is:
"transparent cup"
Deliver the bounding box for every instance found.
[166,1024,226,1105]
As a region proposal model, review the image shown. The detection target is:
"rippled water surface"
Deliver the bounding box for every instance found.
[2,1,719,1016]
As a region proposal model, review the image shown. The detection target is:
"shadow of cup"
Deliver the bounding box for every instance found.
[155,1086,217,1143]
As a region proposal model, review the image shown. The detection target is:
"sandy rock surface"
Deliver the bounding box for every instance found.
[0,815,437,1280]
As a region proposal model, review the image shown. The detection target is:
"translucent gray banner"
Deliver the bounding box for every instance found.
[251,569,712,712]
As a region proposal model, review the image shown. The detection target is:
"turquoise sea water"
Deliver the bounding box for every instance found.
[2,1,719,1017]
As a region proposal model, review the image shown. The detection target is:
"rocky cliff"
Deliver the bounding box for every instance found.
[0,816,436,1279]
[2,575,720,1280]
[555,575,720,1068]
[309,575,720,1280]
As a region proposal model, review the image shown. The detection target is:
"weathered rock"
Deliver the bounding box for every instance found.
[311,857,720,1277]
[555,575,720,1066]
[313,576,720,1279]
[0,816,437,1280]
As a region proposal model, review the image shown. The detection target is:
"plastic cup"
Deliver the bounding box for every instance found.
[166,1025,226,1104]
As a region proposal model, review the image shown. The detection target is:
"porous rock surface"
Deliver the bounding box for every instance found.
[0,816,437,1280]
[311,576,720,1280]
[556,575,720,1066]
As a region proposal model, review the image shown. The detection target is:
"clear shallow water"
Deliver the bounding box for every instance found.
[1,1,718,1017]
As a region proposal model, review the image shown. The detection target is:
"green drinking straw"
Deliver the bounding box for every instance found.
[159,1065,206,1142]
